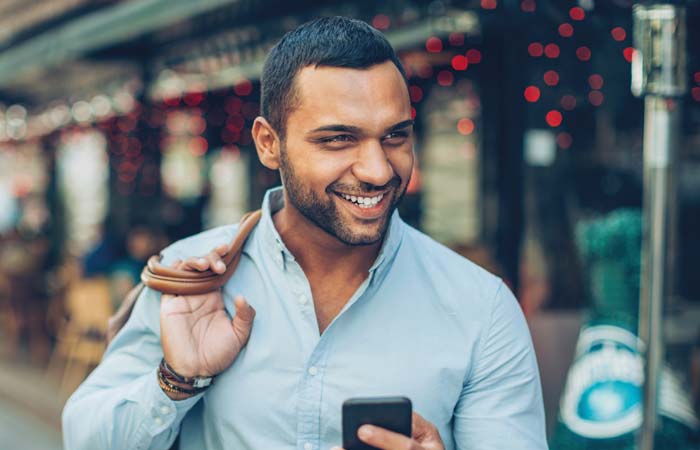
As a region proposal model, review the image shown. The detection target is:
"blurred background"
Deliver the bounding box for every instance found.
[0,0,699,449]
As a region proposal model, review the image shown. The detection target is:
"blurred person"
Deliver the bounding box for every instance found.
[63,17,546,450]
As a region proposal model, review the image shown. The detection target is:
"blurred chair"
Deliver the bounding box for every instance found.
[46,275,113,396]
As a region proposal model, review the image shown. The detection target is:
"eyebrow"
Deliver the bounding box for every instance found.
[308,119,414,136]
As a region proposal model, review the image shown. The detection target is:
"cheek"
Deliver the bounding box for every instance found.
[389,148,414,181]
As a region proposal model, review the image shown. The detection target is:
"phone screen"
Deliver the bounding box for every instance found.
[342,396,412,450]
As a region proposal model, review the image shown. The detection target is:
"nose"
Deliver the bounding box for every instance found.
[351,140,394,188]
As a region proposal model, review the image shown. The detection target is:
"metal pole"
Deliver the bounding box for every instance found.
[631,4,686,450]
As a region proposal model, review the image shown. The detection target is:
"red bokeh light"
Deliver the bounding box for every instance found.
[452,55,469,71]
[694,72,700,84]
[466,49,482,64]
[411,107,417,120]
[409,85,424,103]
[234,80,253,96]
[588,91,604,106]
[623,47,635,63]
[557,132,573,149]
[558,23,574,38]
[437,70,454,86]
[691,87,700,102]
[546,110,563,127]
[426,37,443,53]
[225,96,242,114]
[481,0,498,9]
[544,70,560,86]
[372,14,391,30]
[457,118,475,135]
[576,46,592,61]
[588,74,604,89]
[521,0,536,12]
[528,42,544,57]
[449,33,465,46]
[544,43,560,58]
[188,136,208,156]
[183,92,204,107]
[524,86,541,102]
[611,27,626,42]
[561,95,577,110]
[569,7,585,21]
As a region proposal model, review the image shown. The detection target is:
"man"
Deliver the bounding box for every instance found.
[63,16,547,450]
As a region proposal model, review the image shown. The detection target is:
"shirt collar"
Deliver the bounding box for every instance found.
[257,186,404,276]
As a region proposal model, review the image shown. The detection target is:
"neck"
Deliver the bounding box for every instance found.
[272,200,383,279]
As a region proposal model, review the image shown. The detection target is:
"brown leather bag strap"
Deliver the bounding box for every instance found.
[140,210,262,296]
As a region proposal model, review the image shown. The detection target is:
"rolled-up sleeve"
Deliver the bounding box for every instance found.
[453,282,548,449]
[62,256,203,449]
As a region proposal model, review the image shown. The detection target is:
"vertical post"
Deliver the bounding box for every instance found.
[631,4,686,450]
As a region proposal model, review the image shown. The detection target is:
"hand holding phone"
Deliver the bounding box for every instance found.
[340,398,445,450]
[342,396,412,450]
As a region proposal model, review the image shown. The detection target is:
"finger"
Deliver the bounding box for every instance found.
[358,424,418,450]
[232,295,256,343]
[169,259,182,269]
[412,411,431,438]
[205,250,226,274]
[214,243,230,257]
[180,256,211,272]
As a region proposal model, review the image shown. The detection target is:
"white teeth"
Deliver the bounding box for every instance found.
[339,192,384,208]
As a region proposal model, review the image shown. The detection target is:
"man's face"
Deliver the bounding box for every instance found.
[279,61,414,246]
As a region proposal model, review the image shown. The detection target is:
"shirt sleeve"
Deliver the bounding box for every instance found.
[453,282,548,450]
[62,281,203,450]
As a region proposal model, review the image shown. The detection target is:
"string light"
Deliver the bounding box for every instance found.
[425,37,443,53]
[544,43,560,58]
[588,91,604,106]
[437,71,454,86]
[520,0,536,12]
[561,95,577,110]
[588,74,604,89]
[611,27,626,41]
[372,14,390,30]
[569,7,585,21]
[623,47,635,63]
[481,0,497,10]
[558,23,574,38]
[448,33,464,46]
[557,132,572,149]
[457,118,475,135]
[576,46,592,61]
[451,55,469,71]
[528,42,544,57]
[544,70,560,86]
[524,86,541,102]
[546,110,563,127]
[466,49,482,64]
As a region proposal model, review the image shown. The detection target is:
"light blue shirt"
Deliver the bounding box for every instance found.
[63,187,547,450]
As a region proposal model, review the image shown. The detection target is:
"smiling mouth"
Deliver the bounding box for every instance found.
[334,191,386,209]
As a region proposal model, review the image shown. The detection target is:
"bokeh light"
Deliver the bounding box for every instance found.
[524,86,541,102]
[546,110,563,127]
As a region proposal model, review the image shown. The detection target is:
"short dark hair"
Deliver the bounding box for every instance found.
[260,16,408,139]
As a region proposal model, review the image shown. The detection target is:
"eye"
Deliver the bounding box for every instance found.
[382,131,410,145]
[321,135,354,143]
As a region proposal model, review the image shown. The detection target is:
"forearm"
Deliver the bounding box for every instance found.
[62,369,203,450]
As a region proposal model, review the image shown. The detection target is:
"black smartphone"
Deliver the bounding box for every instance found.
[342,396,412,450]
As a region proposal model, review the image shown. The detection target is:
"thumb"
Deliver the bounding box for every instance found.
[231,295,256,344]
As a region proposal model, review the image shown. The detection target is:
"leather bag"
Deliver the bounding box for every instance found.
[106,210,261,344]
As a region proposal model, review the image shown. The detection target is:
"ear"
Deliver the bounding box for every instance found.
[252,117,281,170]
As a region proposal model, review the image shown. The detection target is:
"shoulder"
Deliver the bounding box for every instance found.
[159,223,241,265]
[397,223,509,322]
[400,224,503,297]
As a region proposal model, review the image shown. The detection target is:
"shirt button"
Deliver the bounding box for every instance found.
[308,366,318,376]
[298,295,308,305]
[303,442,313,450]
[160,406,171,415]
[154,416,163,426]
